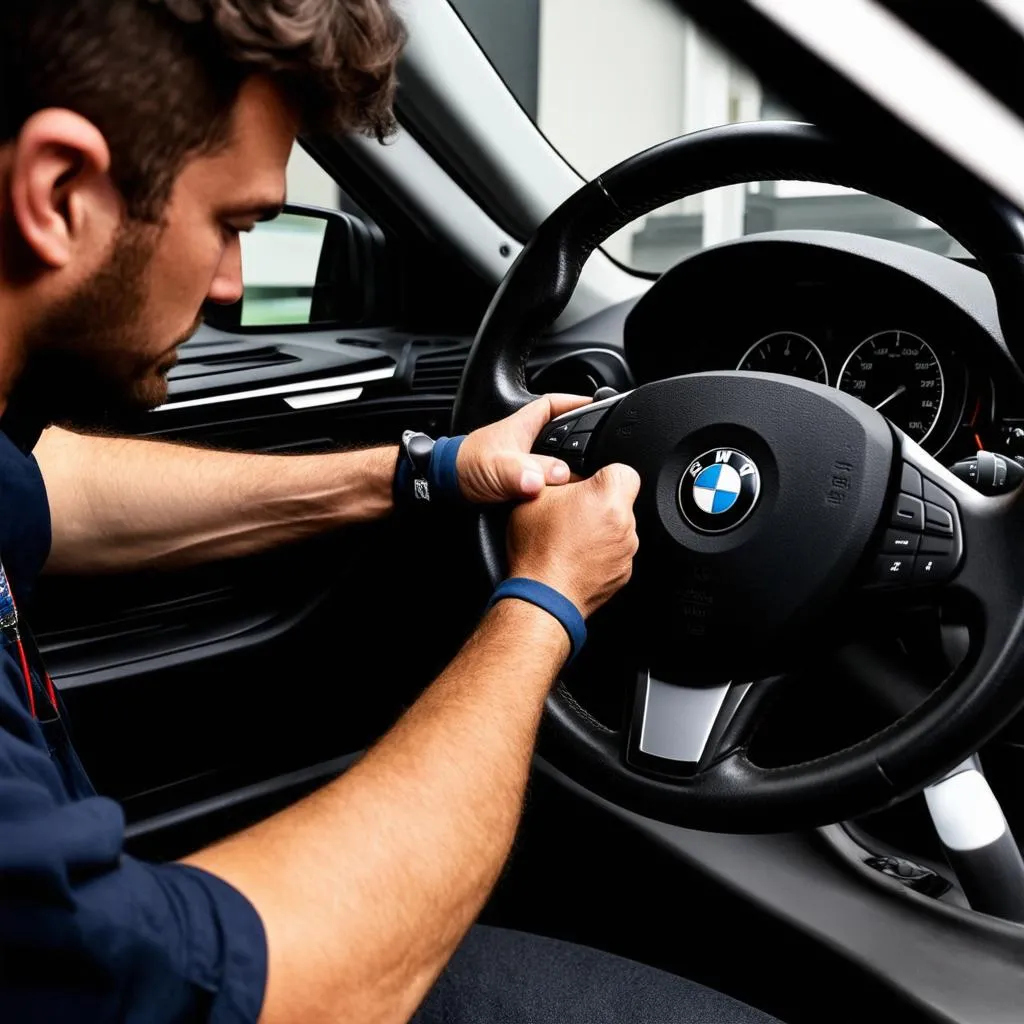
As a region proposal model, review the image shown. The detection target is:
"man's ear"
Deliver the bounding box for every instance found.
[8,109,119,271]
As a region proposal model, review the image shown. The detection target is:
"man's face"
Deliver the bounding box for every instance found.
[21,75,294,425]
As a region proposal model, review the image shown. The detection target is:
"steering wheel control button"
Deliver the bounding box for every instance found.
[874,555,914,583]
[921,480,960,527]
[563,432,591,456]
[922,478,955,507]
[875,469,963,586]
[883,529,919,555]
[540,423,571,449]
[919,532,955,556]
[891,493,925,532]
[924,502,954,535]
[914,552,959,582]
[571,409,608,434]
[678,448,761,534]
[900,463,923,498]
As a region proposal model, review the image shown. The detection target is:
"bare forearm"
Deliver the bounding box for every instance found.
[35,427,398,573]
[184,600,569,1024]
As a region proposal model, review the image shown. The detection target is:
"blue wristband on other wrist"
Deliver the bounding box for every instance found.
[486,577,587,663]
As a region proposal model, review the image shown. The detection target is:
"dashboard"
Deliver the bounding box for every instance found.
[154,232,1024,484]
[622,232,1024,466]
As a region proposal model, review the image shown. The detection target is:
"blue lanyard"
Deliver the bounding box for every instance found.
[0,557,57,719]
[0,555,17,637]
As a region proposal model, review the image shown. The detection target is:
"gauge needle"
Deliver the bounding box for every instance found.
[873,385,906,412]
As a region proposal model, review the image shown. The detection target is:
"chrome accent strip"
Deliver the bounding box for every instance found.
[638,671,733,764]
[284,387,364,410]
[154,364,396,412]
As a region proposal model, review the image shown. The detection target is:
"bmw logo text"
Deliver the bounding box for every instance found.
[679,448,761,533]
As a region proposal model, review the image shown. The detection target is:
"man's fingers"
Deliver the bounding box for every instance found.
[514,393,593,439]
[512,454,571,496]
[490,452,547,498]
[542,393,594,421]
[590,462,642,501]
[536,455,571,485]
[514,459,638,501]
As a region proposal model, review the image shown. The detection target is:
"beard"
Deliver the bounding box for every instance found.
[10,222,200,435]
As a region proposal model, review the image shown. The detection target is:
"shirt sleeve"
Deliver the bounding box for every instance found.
[0,662,268,1024]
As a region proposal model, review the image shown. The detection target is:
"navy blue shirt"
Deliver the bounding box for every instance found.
[0,430,268,1022]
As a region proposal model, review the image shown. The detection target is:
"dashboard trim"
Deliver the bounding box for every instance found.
[154,364,397,412]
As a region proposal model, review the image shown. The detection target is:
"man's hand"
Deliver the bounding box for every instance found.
[457,394,593,504]
[507,463,641,618]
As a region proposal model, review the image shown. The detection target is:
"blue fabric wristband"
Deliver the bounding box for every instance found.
[393,434,467,505]
[393,452,413,502]
[486,577,587,663]
[428,435,466,499]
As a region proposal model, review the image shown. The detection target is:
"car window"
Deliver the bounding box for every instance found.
[449,0,963,272]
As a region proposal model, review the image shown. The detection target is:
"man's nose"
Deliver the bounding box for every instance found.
[207,237,244,306]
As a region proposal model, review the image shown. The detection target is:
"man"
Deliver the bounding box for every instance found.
[0,2,778,1022]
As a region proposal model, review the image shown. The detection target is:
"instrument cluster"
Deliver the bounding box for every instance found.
[736,328,946,446]
[621,241,1024,467]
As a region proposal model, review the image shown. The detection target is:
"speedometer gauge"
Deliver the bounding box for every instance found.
[737,331,828,384]
[838,330,944,444]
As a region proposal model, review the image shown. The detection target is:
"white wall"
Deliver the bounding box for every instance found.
[538,0,686,260]
[537,0,761,259]
[538,0,687,183]
[286,144,340,209]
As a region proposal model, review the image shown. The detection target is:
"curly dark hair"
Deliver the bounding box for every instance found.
[0,0,406,221]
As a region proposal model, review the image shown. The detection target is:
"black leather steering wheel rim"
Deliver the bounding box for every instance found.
[452,121,1024,833]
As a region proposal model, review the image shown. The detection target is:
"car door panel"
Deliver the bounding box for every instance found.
[29,324,481,856]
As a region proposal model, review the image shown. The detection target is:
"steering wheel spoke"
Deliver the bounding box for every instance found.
[626,672,784,777]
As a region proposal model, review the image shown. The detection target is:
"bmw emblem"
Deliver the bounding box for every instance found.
[679,448,761,533]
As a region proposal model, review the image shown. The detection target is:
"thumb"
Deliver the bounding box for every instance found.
[589,462,642,501]
[512,393,593,441]
[492,451,550,499]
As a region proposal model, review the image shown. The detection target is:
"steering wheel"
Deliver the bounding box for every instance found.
[452,121,1024,833]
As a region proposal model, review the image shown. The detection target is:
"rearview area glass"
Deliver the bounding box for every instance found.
[240,213,328,327]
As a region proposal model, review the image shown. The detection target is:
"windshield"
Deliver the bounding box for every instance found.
[450,0,962,272]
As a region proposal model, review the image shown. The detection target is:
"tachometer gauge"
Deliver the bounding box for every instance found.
[737,331,828,385]
[838,330,944,444]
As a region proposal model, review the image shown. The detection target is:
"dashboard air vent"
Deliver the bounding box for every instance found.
[411,345,471,395]
[172,338,298,380]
